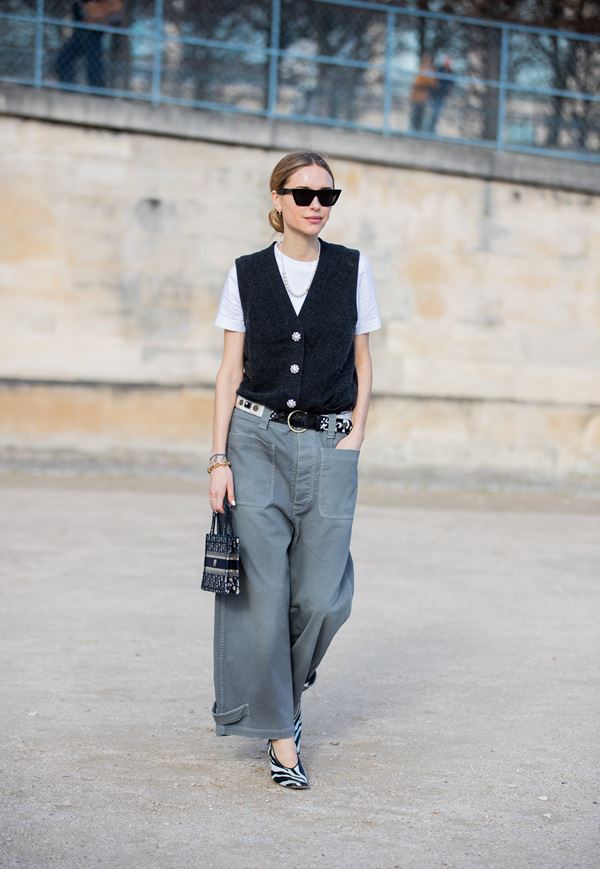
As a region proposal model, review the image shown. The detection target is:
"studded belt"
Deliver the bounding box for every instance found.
[235,394,353,434]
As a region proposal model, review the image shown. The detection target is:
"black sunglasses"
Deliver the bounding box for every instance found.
[276,187,342,207]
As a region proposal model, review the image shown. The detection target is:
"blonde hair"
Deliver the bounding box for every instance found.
[268,151,335,233]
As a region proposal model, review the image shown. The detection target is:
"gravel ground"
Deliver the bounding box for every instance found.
[1,471,598,869]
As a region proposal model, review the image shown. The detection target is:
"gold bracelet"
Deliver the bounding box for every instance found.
[207,459,231,474]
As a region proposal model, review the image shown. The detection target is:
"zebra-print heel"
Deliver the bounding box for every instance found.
[293,668,314,754]
[303,670,317,692]
[267,739,309,789]
[293,704,302,754]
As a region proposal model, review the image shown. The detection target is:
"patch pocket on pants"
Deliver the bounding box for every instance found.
[318,447,360,519]
[226,432,275,507]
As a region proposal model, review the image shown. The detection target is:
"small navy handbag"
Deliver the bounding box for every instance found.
[201,499,240,595]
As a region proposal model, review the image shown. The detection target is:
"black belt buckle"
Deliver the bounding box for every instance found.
[287,409,308,433]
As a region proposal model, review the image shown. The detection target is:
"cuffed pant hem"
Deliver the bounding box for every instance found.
[215,723,295,739]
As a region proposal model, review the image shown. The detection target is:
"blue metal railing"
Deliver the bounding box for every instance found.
[1,0,598,162]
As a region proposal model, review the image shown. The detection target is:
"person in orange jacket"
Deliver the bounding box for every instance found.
[409,53,437,131]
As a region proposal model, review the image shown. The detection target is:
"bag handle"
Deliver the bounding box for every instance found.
[211,496,235,536]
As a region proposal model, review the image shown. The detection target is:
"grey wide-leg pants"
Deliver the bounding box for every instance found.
[210,403,360,739]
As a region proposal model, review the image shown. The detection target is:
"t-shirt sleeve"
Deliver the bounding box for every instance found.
[355,252,382,334]
[214,264,246,332]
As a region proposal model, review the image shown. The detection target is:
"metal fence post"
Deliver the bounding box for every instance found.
[267,0,282,118]
[151,0,164,105]
[34,0,45,87]
[382,10,394,134]
[496,25,510,150]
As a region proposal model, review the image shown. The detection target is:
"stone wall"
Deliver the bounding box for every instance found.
[1,88,599,489]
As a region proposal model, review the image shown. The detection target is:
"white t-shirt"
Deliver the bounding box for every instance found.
[215,242,382,334]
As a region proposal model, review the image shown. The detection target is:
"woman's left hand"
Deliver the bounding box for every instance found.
[335,430,364,451]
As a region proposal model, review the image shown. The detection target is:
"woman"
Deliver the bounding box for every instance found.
[209,151,381,789]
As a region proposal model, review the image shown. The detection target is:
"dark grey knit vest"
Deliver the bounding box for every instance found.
[235,239,359,414]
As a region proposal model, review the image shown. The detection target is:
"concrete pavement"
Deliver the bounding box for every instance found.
[1,473,599,868]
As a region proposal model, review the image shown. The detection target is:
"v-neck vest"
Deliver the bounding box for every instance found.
[235,238,360,414]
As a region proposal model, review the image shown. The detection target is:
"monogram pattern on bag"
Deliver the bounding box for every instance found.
[202,533,240,595]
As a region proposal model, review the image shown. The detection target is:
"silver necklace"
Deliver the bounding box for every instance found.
[276,242,320,297]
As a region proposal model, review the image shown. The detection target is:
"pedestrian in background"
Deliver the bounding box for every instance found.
[208,150,381,789]
[55,0,123,89]
[409,53,437,131]
[427,55,455,133]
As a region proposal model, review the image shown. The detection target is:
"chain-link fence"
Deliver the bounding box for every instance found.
[1,0,598,161]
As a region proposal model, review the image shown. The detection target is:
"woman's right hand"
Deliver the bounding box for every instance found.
[209,465,236,513]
